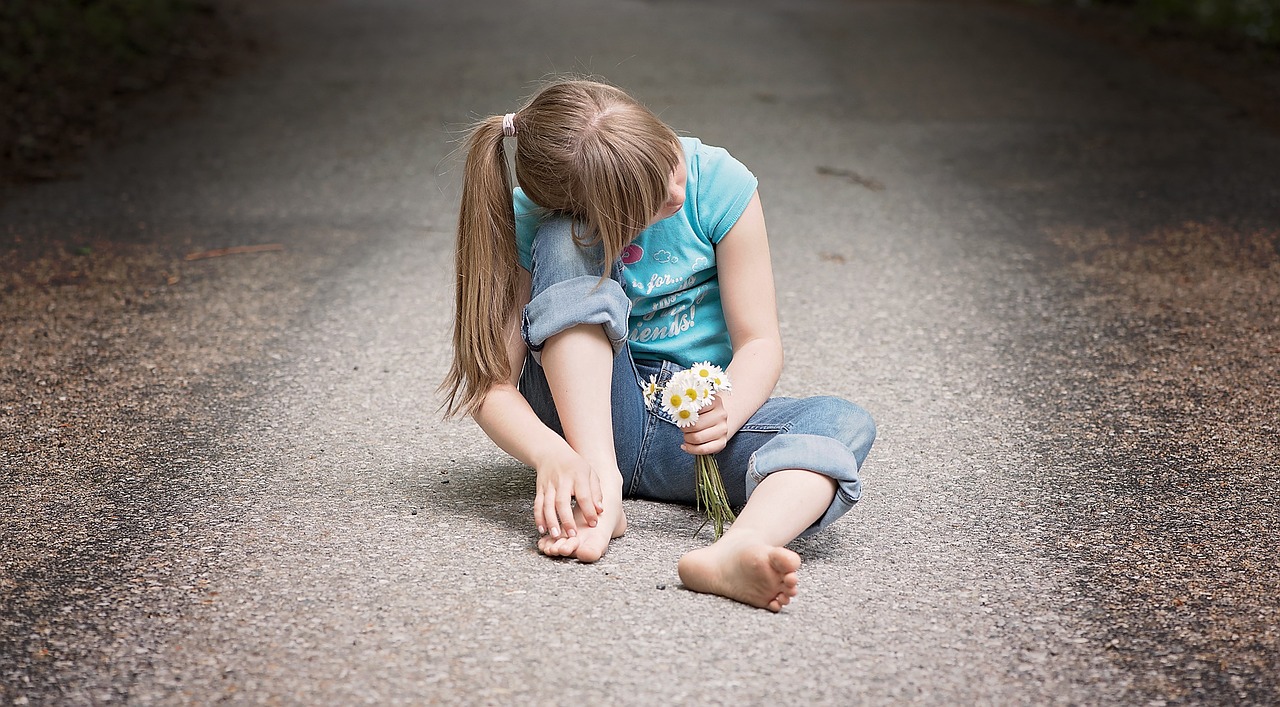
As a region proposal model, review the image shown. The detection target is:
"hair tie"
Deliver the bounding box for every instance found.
[502,113,517,137]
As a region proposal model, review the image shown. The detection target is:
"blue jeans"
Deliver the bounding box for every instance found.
[518,217,876,538]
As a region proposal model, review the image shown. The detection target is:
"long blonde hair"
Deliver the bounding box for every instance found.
[441,79,681,417]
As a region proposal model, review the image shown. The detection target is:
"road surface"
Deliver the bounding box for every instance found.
[2,0,1277,703]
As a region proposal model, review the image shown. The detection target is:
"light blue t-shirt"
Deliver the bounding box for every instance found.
[514,137,758,368]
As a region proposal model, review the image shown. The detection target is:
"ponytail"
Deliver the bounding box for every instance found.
[440,116,518,417]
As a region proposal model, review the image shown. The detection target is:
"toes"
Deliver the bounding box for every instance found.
[537,535,579,557]
[782,575,799,597]
[573,528,610,563]
[768,548,802,575]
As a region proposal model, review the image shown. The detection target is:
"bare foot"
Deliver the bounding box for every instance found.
[677,537,801,612]
[537,496,626,563]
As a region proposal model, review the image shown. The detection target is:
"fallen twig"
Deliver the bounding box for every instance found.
[184,244,285,261]
[816,165,885,191]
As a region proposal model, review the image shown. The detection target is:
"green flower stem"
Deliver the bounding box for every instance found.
[694,454,736,539]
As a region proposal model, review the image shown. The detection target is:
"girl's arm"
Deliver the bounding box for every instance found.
[471,268,603,536]
[681,191,783,455]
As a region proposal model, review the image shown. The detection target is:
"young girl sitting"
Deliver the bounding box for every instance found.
[442,79,876,612]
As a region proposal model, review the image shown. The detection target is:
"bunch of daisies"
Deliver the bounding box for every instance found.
[643,361,732,427]
[643,362,737,538]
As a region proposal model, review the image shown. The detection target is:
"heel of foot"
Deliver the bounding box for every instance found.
[678,542,800,611]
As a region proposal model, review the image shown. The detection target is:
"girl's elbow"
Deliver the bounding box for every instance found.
[474,382,517,416]
[762,336,784,366]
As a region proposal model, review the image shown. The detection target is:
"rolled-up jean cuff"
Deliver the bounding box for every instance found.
[745,433,863,538]
[521,275,631,363]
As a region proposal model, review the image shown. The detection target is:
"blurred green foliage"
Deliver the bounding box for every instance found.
[0,0,195,91]
[0,0,209,171]
[1067,0,1279,45]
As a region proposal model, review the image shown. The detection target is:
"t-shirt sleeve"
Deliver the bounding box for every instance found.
[513,188,539,271]
[694,143,758,244]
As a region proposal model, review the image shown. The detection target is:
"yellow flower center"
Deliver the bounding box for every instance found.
[668,394,684,407]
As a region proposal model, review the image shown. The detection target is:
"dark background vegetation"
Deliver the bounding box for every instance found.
[1,0,1275,185]
[0,0,242,182]
[1079,0,1279,45]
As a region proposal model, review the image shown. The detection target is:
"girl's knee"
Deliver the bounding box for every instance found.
[530,217,606,282]
[523,217,631,357]
[838,399,876,453]
[804,397,876,455]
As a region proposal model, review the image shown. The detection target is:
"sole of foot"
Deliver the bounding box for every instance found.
[677,541,801,612]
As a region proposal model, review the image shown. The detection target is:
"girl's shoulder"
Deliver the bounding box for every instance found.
[680,136,746,180]
[679,136,758,245]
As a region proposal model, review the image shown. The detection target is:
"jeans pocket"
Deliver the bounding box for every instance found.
[637,360,684,427]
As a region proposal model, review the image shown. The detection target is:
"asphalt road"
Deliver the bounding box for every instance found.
[2,0,1278,704]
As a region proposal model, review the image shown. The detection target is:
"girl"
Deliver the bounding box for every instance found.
[442,79,875,612]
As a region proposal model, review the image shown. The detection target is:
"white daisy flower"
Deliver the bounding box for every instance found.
[696,384,713,407]
[707,364,731,393]
[642,373,661,406]
[692,361,731,392]
[691,361,715,383]
[669,370,711,410]
[661,385,701,427]
[660,385,691,416]
[671,402,700,428]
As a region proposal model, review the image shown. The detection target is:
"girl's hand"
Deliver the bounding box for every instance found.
[534,447,604,539]
[681,396,732,455]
